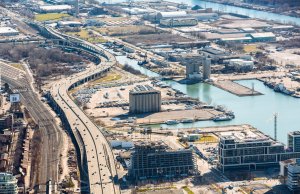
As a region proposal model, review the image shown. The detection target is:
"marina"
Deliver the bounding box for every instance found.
[116,55,300,144]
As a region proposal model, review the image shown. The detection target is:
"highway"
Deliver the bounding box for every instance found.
[0,61,62,192]
[45,26,120,193]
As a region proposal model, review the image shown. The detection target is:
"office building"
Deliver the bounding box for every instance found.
[218,130,285,172]
[128,141,197,180]
[287,159,300,192]
[129,85,161,114]
[288,131,300,152]
[0,173,18,194]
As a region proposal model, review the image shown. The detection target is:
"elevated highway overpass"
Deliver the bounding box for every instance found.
[30,22,120,193]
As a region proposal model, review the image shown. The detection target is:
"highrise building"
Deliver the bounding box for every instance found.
[0,173,18,194]
[128,141,197,180]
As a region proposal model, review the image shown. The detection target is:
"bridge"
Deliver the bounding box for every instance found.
[30,22,120,194]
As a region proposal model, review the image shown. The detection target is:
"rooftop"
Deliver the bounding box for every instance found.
[249,32,276,38]
[39,5,72,11]
[0,27,19,34]
[130,85,160,94]
[218,130,270,143]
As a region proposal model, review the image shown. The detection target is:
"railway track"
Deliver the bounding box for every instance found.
[0,63,62,193]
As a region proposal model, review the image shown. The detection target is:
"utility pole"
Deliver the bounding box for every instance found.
[274,113,278,141]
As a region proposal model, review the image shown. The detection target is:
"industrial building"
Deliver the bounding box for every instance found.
[38,5,72,13]
[129,85,161,114]
[156,11,188,20]
[160,18,198,27]
[186,63,201,80]
[0,173,18,194]
[128,141,197,181]
[246,32,276,42]
[228,59,254,72]
[57,21,82,28]
[202,57,211,80]
[0,27,19,36]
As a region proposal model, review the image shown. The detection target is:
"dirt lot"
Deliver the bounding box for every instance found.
[135,109,221,124]
[267,47,300,66]
[121,33,192,46]
[95,25,161,36]
[217,19,271,29]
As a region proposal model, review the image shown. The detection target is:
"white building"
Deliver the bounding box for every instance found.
[0,27,19,36]
[156,11,187,20]
[57,21,82,27]
[39,5,72,13]
[229,59,254,72]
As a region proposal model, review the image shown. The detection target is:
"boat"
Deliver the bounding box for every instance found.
[165,120,179,125]
[213,115,233,122]
[138,60,148,66]
[181,118,194,123]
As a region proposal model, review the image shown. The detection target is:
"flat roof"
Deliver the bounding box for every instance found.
[221,37,252,41]
[130,85,160,94]
[250,32,275,38]
[218,130,270,143]
[40,5,72,11]
[0,27,19,34]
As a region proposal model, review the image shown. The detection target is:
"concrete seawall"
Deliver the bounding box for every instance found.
[211,80,263,96]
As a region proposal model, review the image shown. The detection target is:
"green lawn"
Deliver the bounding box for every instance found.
[67,29,106,43]
[35,13,70,21]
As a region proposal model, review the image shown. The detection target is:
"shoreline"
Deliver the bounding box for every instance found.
[198,0,300,21]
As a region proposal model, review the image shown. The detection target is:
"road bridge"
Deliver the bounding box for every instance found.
[31,22,120,193]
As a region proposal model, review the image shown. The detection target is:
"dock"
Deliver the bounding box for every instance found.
[211,80,262,96]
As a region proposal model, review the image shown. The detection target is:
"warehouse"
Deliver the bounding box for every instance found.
[156,11,187,20]
[0,27,19,36]
[129,85,161,114]
[38,5,72,13]
[160,18,198,27]
[246,32,276,42]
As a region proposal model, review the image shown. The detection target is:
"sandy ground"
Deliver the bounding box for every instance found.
[135,109,221,124]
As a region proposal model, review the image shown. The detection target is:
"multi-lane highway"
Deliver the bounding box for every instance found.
[0,61,62,192]
[44,26,120,193]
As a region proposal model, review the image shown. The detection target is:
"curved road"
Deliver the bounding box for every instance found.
[47,27,120,193]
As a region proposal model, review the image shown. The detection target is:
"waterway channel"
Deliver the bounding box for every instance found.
[116,56,300,144]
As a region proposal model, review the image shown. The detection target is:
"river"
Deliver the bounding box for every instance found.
[116,56,300,144]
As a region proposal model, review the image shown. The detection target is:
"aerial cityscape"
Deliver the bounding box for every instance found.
[0,0,299,193]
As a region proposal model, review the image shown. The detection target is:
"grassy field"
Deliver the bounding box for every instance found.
[90,72,122,84]
[244,44,258,53]
[196,134,218,143]
[67,29,106,43]
[182,186,194,194]
[35,13,70,21]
